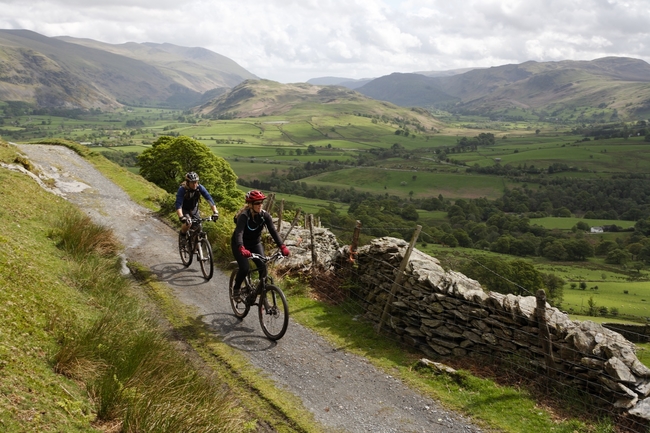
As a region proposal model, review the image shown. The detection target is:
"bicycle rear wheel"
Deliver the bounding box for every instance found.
[229,269,250,319]
[198,238,214,280]
[179,231,192,266]
[258,285,289,340]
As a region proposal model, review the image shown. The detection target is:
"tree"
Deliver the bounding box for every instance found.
[138,135,243,211]
[543,241,568,261]
[605,248,631,265]
[452,229,473,248]
[542,273,565,306]
[401,204,419,221]
[564,239,594,261]
[441,233,459,247]
[639,245,650,264]
[491,235,512,254]
[460,257,515,294]
[596,240,618,256]
[508,260,544,296]
[587,296,598,316]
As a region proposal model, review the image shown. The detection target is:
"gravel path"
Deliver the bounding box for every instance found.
[16,144,484,433]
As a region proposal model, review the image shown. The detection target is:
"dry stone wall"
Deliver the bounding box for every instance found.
[273,220,650,421]
[351,237,650,421]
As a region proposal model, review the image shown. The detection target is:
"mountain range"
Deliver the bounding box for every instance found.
[1,29,650,120]
[0,29,257,110]
[327,58,650,120]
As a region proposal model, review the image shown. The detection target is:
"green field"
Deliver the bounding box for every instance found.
[451,136,650,174]
[562,281,650,318]
[530,217,637,230]
[301,167,515,200]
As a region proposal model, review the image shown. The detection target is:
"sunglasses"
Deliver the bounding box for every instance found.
[252,201,264,205]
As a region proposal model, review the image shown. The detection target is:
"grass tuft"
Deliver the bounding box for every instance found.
[51,211,121,258]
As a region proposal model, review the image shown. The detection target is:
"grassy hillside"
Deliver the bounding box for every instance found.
[0,140,323,432]
[0,145,101,431]
[196,79,444,131]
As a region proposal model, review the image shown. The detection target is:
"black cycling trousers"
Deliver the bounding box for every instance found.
[231,242,265,291]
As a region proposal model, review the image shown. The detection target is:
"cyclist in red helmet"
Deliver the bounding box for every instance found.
[231,190,290,301]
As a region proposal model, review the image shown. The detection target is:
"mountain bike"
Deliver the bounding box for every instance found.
[228,251,289,340]
[178,216,214,280]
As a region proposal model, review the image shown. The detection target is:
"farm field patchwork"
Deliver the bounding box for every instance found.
[449,136,650,174]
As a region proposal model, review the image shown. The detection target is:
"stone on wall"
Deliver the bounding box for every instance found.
[275,223,341,272]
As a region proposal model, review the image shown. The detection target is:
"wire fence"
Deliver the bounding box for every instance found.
[268,205,650,433]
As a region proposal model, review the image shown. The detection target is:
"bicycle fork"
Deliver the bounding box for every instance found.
[196,235,206,262]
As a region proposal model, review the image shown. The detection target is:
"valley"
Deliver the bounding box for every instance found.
[1,32,650,328]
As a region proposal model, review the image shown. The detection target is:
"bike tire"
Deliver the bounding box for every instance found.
[178,231,192,267]
[258,285,289,340]
[229,269,250,319]
[198,238,214,280]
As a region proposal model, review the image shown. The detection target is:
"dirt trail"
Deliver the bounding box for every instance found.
[16,144,483,433]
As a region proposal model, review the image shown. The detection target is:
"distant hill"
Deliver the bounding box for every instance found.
[307,68,476,89]
[196,79,443,131]
[355,57,650,120]
[413,67,481,77]
[307,77,373,89]
[56,37,257,91]
[0,29,257,110]
[357,73,459,107]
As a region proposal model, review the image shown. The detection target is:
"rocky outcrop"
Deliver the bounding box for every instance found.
[276,223,342,272]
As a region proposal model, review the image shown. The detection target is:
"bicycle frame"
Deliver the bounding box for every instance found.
[228,251,289,340]
[179,216,215,280]
[188,219,207,258]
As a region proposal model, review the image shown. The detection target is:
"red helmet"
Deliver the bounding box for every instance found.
[245,190,267,202]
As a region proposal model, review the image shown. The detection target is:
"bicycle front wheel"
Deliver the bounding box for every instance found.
[229,269,250,319]
[259,285,289,340]
[198,238,214,280]
[179,231,192,266]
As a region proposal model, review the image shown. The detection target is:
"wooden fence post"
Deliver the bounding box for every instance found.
[348,220,362,264]
[265,193,276,215]
[378,225,422,333]
[277,199,284,232]
[307,214,317,266]
[536,289,555,373]
[281,209,301,244]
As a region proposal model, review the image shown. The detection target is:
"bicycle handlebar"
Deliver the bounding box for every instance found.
[249,250,283,263]
[189,216,216,223]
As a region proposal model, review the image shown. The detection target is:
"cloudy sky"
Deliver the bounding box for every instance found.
[1,0,649,83]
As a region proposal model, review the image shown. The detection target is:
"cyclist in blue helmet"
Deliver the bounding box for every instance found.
[175,172,219,236]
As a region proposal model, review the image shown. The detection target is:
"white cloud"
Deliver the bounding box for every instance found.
[0,0,649,83]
